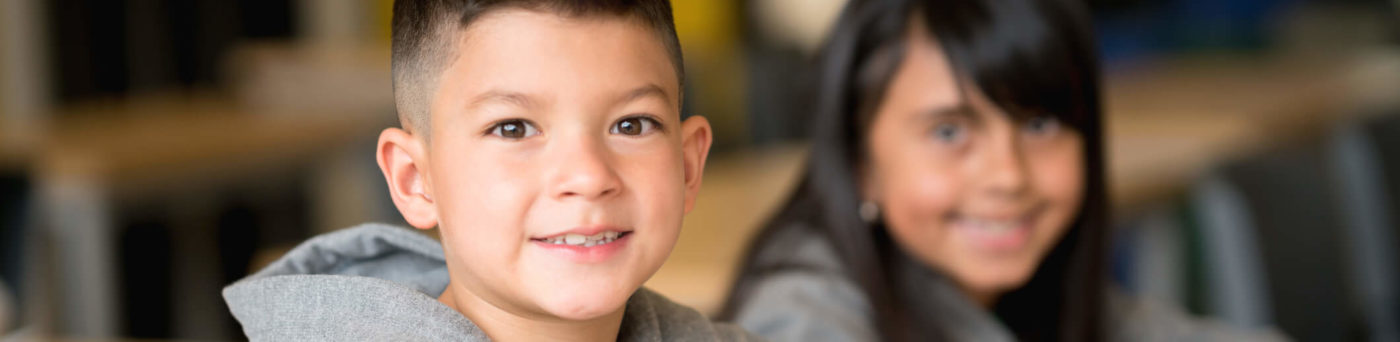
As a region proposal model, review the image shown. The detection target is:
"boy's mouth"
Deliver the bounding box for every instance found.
[531,231,632,247]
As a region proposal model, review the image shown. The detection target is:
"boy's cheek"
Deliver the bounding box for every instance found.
[620,153,688,203]
[432,155,539,233]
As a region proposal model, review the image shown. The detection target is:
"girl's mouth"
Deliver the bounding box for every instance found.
[947,208,1043,252]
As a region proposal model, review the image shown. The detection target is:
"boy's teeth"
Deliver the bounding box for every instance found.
[545,231,624,246]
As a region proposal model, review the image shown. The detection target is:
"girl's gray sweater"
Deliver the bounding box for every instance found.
[731,223,1288,341]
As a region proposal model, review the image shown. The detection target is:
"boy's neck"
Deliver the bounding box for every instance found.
[438,282,626,342]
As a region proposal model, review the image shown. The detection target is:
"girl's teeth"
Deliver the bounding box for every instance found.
[961,218,1021,234]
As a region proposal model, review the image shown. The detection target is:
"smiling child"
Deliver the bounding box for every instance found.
[223,1,754,341]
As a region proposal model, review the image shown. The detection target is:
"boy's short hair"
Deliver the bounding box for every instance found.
[391,0,685,134]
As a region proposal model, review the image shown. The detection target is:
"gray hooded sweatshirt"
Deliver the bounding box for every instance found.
[223,223,756,341]
[732,223,1289,341]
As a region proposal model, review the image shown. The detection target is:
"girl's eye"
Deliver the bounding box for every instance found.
[1023,116,1061,136]
[611,116,661,136]
[488,119,540,139]
[932,122,966,143]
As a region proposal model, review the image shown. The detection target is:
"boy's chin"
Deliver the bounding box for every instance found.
[521,256,664,321]
[533,289,633,321]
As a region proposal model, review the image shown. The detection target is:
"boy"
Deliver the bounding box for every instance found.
[223,1,754,340]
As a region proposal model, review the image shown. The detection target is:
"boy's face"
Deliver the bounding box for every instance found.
[381,9,710,322]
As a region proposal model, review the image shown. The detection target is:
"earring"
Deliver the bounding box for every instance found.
[859,200,879,223]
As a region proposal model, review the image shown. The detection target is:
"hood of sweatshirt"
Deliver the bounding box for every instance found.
[223,223,755,341]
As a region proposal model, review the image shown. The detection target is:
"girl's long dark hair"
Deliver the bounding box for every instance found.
[720,0,1106,341]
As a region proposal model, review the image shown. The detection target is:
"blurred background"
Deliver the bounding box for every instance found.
[1,0,1399,340]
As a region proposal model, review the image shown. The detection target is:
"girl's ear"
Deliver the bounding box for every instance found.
[679,116,713,214]
[376,128,439,229]
[858,158,881,203]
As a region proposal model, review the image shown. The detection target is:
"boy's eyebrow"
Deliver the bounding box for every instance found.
[467,85,670,110]
[617,84,672,106]
[468,90,539,109]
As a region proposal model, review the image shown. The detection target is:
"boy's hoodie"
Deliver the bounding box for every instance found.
[223,223,754,341]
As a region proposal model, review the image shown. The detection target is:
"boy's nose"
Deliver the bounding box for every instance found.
[547,138,622,201]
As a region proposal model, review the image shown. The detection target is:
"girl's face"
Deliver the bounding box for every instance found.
[862,19,1085,306]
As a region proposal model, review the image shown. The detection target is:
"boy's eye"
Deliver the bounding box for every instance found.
[488,119,540,139]
[611,116,661,136]
[1023,116,1061,137]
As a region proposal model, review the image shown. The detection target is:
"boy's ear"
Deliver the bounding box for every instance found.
[679,116,713,214]
[376,127,439,229]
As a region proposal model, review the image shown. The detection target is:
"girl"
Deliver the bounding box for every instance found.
[721,0,1284,340]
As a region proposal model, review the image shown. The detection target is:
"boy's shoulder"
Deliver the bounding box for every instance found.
[223,223,482,340]
[233,223,451,294]
[224,273,488,341]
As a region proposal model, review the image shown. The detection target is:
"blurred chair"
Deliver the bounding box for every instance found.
[0,172,30,334]
[1195,145,1359,341]
[1114,204,1193,313]
[1187,172,1276,330]
[1329,111,1400,342]
[1349,111,1400,239]
[1116,110,1400,341]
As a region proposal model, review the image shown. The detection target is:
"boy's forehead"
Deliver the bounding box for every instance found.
[438,8,681,110]
[465,84,674,112]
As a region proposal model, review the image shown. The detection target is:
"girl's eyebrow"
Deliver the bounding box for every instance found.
[924,103,974,120]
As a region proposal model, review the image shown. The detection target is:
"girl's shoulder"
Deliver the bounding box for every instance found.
[744,222,846,273]
[730,225,881,341]
[622,288,759,341]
